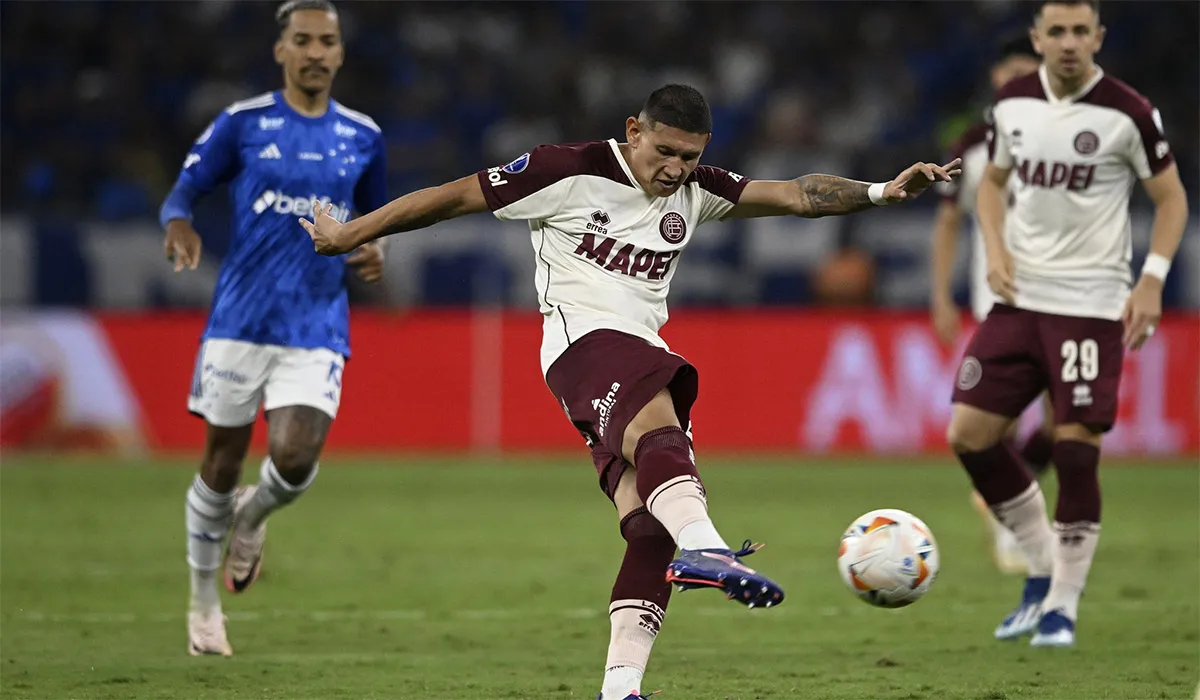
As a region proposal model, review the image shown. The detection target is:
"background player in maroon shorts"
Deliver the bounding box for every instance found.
[946,0,1189,648]
[300,84,958,699]
[930,34,1048,576]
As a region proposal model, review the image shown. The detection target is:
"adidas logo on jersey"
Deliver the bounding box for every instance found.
[251,190,350,223]
[258,143,282,160]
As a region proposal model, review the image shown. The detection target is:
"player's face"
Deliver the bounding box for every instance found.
[626,118,711,198]
[275,9,344,95]
[1031,4,1104,82]
[990,55,1040,91]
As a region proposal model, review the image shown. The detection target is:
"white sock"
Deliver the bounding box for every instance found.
[240,457,318,529]
[1043,521,1101,621]
[185,475,234,613]
[993,518,1022,553]
[646,475,729,551]
[601,600,663,700]
[990,482,1054,577]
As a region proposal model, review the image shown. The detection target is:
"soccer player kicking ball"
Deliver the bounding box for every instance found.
[159,0,388,656]
[945,0,1188,648]
[929,35,1050,577]
[301,84,957,699]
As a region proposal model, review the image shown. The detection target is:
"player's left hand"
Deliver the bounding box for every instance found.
[882,159,962,203]
[300,201,352,255]
[1121,276,1163,350]
[347,242,385,284]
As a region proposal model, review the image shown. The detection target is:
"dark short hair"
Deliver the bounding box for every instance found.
[641,84,712,135]
[276,0,337,32]
[1034,0,1100,21]
[996,33,1039,63]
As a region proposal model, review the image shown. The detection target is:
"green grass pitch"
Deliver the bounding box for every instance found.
[1,456,1196,699]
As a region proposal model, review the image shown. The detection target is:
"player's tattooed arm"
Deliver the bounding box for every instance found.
[791,175,874,217]
[729,160,959,221]
[728,177,871,219]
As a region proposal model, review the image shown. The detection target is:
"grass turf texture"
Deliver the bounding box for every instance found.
[1,456,1196,699]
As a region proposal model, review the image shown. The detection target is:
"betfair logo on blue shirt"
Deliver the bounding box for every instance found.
[251,190,350,223]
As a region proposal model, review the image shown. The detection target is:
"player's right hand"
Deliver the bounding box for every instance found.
[986,249,1017,305]
[299,201,350,256]
[164,220,202,272]
[930,299,961,346]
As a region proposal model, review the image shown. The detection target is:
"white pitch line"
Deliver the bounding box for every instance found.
[3,599,1182,625]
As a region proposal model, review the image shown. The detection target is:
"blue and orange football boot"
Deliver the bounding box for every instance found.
[665,539,784,608]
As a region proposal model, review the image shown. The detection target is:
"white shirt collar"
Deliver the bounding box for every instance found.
[1039,63,1105,105]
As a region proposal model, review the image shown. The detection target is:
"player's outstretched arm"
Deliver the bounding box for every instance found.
[727,159,960,219]
[301,174,490,255]
[976,162,1015,304]
[1122,163,1189,349]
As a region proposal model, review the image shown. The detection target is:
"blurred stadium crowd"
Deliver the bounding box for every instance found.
[1,0,1196,309]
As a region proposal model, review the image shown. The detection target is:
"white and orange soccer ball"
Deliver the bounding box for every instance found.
[837,509,939,608]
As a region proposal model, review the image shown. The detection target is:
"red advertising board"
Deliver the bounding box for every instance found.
[3,310,1196,455]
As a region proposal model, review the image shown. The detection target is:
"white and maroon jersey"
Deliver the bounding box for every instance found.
[937,118,997,321]
[988,65,1175,320]
[475,139,749,374]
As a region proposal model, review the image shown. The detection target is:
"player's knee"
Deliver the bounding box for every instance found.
[946,404,1011,453]
[268,438,320,480]
[946,419,995,454]
[619,506,672,544]
[1054,422,1103,445]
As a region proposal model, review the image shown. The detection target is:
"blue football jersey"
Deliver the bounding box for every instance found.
[162,91,387,357]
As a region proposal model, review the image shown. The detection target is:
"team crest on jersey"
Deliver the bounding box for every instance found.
[659,212,687,244]
[1073,130,1100,155]
[502,152,531,174]
[957,356,982,391]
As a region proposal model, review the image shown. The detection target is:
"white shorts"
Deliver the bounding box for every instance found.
[187,339,344,427]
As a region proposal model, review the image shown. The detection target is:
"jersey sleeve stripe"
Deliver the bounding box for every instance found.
[333,104,382,133]
[225,93,277,115]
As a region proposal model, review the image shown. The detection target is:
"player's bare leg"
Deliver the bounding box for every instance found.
[624,389,783,608]
[947,403,1055,639]
[597,469,675,700]
[1019,392,1056,477]
[1031,422,1103,648]
[224,406,329,593]
[187,422,252,656]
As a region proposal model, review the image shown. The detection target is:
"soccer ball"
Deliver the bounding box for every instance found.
[837,508,939,608]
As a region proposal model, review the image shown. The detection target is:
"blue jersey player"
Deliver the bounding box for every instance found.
[159,0,386,656]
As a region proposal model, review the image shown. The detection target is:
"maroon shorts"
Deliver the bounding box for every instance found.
[951,305,1125,431]
[545,330,698,500]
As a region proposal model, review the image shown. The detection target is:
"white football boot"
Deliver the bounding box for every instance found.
[223,486,266,593]
[187,610,232,656]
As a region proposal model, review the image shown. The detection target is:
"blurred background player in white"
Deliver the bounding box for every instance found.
[929,35,1049,576]
[158,0,388,656]
[299,84,958,700]
[946,0,1188,647]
